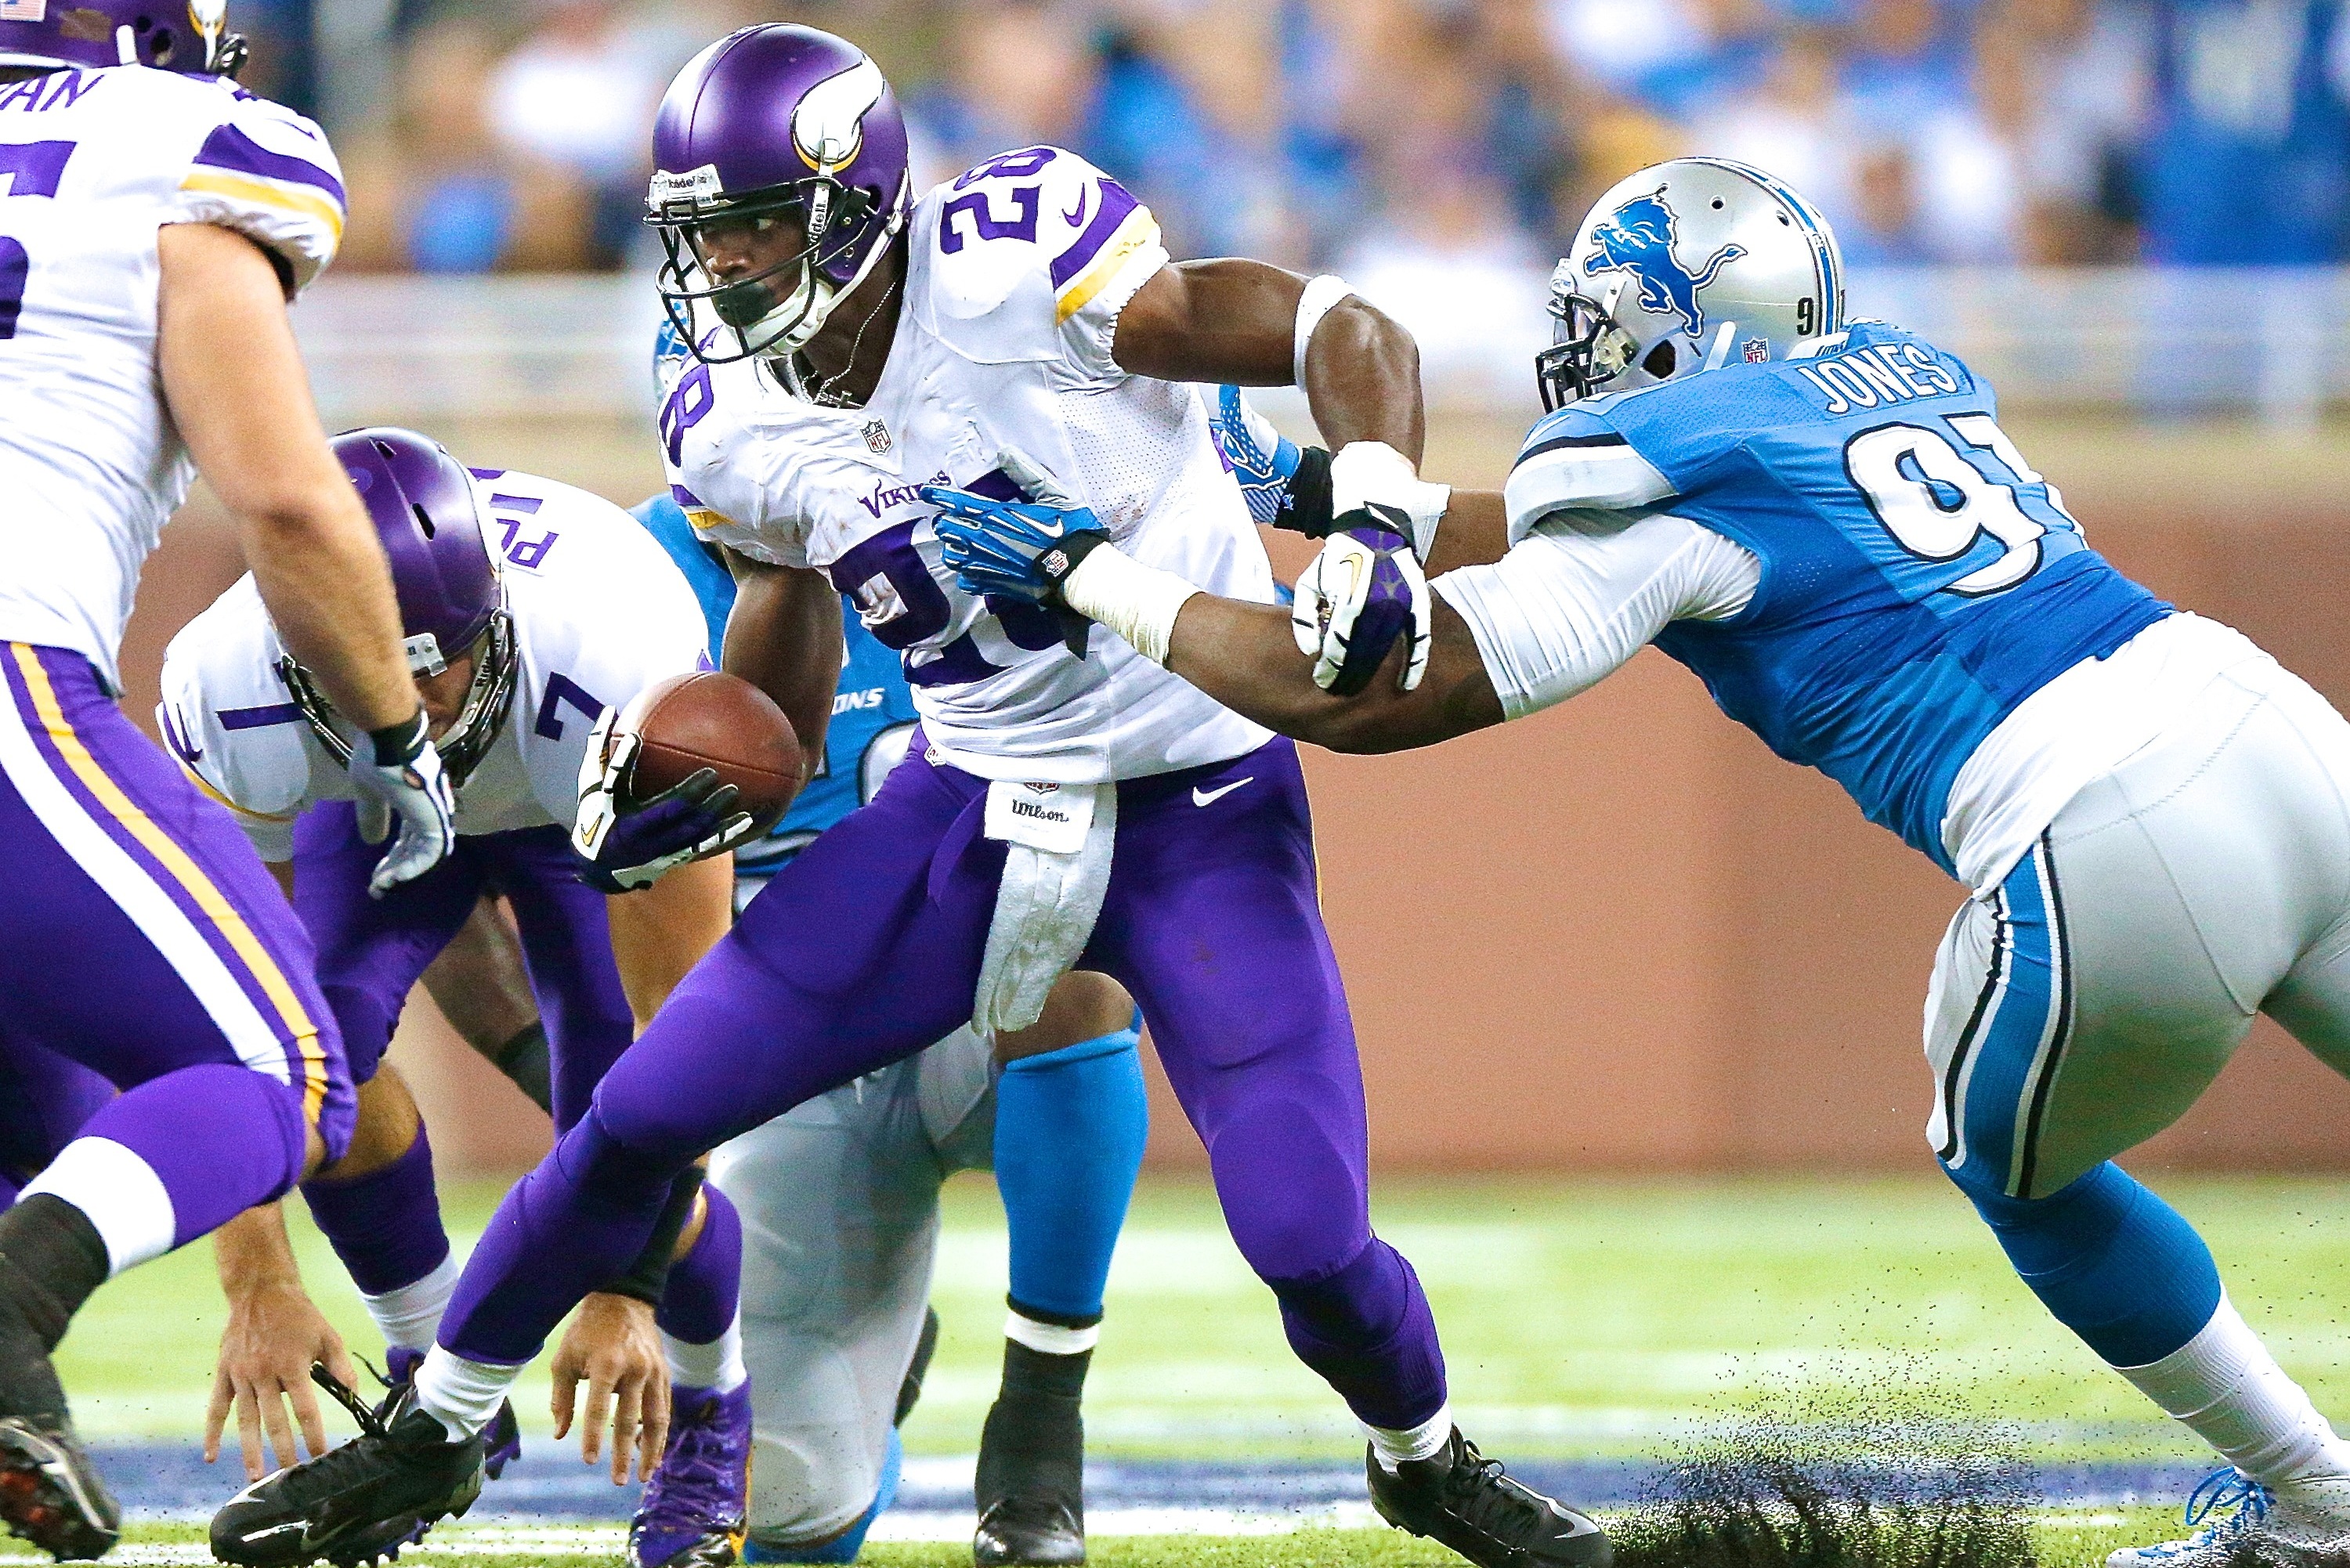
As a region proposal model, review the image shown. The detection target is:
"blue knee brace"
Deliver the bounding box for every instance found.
[995,1024,1147,1324]
[743,1429,901,1564]
[1958,1160,2222,1367]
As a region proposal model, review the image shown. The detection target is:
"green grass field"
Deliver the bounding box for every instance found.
[45,1171,2350,1563]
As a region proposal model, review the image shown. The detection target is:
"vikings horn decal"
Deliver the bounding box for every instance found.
[1582,188,1746,338]
[792,56,887,176]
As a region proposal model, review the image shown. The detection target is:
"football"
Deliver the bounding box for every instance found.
[619,670,804,836]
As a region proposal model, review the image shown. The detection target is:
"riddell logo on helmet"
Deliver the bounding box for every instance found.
[647,164,723,208]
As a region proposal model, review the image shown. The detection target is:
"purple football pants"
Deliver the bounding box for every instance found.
[291,805,632,1127]
[292,806,637,1298]
[443,737,1448,1429]
[0,643,351,1248]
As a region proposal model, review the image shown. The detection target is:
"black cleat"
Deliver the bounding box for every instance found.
[971,1343,1086,1567]
[211,1369,483,1568]
[894,1307,939,1429]
[1366,1428,1612,1568]
[0,1418,118,1561]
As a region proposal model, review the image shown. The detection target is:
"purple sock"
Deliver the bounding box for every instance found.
[1274,1237,1448,1430]
[69,1063,307,1249]
[301,1122,452,1295]
[656,1184,740,1346]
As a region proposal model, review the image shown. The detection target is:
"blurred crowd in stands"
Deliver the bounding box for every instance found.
[237,0,2350,276]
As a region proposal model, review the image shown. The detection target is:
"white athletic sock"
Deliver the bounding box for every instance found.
[663,1310,747,1394]
[20,1138,175,1276]
[412,1345,522,1441]
[360,1252,459,1353]
[1365,1404,1452,1472]
[1005,1310,1099,1357]
[2117,1294,2350,1487]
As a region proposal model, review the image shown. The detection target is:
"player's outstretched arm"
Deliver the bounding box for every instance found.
[157,224,414,735]
[205,1205,357,1482]
[1114,260,1424,462]
[1162,592,1506,754]
[720,549,843,777]
[160,223,455,894]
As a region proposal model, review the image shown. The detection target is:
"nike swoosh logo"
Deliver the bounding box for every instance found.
[1192,777,1253,807]
[1064,186,1091,229]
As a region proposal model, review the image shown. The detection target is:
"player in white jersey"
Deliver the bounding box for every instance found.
[0,5,457,1555]
[216,25,1611,1568]
[938,157,2350,1568]
[167,431,756,1566]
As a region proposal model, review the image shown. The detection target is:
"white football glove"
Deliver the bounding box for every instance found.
[572,705,758,893]
[345,710,457,899]
[1291,519,1432,695]
[1329,442,1452,560]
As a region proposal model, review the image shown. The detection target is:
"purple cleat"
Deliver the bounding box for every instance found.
[629,1384,751,1568]
[384,1350,519,1481]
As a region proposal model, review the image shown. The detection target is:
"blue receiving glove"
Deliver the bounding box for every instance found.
[1207,385,1333,536]
[924,450,1111,608]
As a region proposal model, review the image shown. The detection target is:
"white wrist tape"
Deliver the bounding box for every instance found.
[1293,273,1355,388]
[1061,546,1202,667]
[1330,440,1452,559]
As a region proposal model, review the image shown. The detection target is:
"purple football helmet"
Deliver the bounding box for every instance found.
[0,0,247,78]
[645,23,911,363]
[280,428,517,791]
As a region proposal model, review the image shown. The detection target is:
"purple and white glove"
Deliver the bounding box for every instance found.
[571,706,757,894]
[1292,516,1432,696]
[345,709,457,899]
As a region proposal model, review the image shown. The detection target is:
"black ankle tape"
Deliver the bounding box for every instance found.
[604,1166,703,1305]
[1002,1338,1093,1400]
[0,1195,108,1349]
[487,1022,552,1114]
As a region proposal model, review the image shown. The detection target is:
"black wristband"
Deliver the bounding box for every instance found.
[366,708,428,766]
[486,1021,552,1114]
[605,1165,704,1306]
[1036,528,1112,607]
[1280,444,1335,537]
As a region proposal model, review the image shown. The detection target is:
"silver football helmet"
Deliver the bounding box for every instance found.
[1537,157,1847,411]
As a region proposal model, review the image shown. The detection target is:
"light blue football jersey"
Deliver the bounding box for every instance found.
[629,495,920,864]
[1509,321,2171,872]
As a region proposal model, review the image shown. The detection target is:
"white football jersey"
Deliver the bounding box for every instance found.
[663,146,1274,786]
[158,471,710,862]
[0,65,346,692]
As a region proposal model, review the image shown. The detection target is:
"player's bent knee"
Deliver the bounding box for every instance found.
[311,1066,422,1182]
[1953,1159,2221,1366]
[555,1104,692,1207]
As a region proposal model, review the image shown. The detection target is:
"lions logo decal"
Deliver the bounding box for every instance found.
[1582,189,1745,338]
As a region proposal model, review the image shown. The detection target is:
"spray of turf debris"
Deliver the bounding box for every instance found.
[1607,1367,2042,1568]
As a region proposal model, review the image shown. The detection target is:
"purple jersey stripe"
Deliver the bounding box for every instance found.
[219,702,302,731]
[1049,179,1139,291]
[192,121,347,208]
[671,482,705,508]
[469,468,507,481]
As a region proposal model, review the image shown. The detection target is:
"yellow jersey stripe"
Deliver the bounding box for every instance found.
[179,169,347,246]
[179,760,295,824]
[11,645,328,1124]
[1055,212,1162,324]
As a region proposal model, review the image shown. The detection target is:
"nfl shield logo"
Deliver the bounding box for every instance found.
[1743,338,1770,364]
[861,419,891,454]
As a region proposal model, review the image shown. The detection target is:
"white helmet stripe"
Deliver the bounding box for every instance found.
[791,56,886,176]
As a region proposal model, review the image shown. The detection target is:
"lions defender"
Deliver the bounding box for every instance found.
[939,157,2350,1568]
[167,430,754,1566]
[642,326,1152,1568]
[216,24,1610,1568]
[0,4,461,1555]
